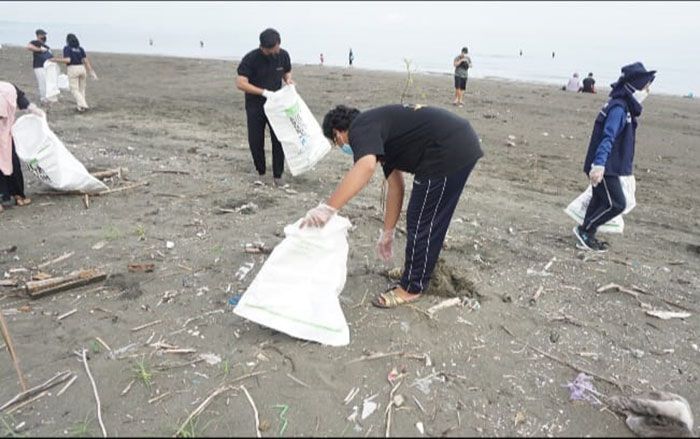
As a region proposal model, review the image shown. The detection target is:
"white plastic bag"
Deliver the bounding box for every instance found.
[11,115,108,193]
[263,85,331,176]
[57,74,69,91]
[234,215,351,346]
[44,60,60,102]
[564,186,624,234]
[619,175,636,214]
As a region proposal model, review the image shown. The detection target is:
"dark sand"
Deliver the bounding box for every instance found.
[1,46,699,437]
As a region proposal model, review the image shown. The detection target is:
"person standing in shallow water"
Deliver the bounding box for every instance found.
[574,62,656,252]
[235,28,293,187]
[301,104,483,309]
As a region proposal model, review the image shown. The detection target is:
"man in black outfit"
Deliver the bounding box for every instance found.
[236,28,293,186]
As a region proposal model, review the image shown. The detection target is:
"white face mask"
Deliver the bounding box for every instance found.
[633,88,650,104]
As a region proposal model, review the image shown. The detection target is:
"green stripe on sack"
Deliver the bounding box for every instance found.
[242,304,344,333]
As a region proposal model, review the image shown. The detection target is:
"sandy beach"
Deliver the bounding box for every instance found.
[1,46,699,437]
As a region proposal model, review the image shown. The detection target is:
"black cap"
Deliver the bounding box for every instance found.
[36,29,47,36]
[620,62,656,90]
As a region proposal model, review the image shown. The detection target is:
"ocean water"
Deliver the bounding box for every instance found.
[1,11,698,97]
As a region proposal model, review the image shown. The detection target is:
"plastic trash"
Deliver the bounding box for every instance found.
[234,215,351,346]
[11,114,108,193]
[263,84,331,176]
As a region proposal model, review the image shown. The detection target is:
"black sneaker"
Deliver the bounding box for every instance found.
[573,226,608,253]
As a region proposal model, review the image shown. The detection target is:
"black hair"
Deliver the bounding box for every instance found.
[66,33,80,48]
[322,105,361,140]
[462,47,469,53]
[259,28,281,49]
[588,72,594,77]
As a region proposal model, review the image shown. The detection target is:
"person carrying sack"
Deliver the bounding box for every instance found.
[573,62,656,252]
[301,104,483,309]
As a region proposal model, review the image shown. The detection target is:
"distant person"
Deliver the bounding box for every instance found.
[0,82,46,213]
[200,40,204,49]
[236,28,293,187]
[453,47,472,107]
[26,29,53,104]
[53,33,98,112]
[320,53,324,66]
[564,72,580,92]
[574,62,656,252]
[349,48,354,67]
[552,51,556,59]
[149,38,153,46]
[519,49,523,56]
[302,104,483,309]
[581,72,596,93]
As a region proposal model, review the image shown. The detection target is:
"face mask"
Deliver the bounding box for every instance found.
[340,144,353,156]
[632,88,649,104]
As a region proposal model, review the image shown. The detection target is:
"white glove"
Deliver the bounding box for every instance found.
[27,103,46,119]
[262,89,273,99]
[40,47,48,53]
[589,165,605,187]
[376,228,395,262]
[90,71,99,80]
[300,203,337,229]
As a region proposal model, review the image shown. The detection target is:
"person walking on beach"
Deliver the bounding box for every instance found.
[320,53,324,66]
[26,29,53,104]
[453,47,472,107]
[581,72,596,93]
[349,48,354,67]
[574,62,656,252]
[236,28,293,187]
[301,103,483,308]
[0,82,46,213]
[53,34,98,112]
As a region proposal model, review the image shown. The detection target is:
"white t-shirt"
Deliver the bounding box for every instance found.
[566,77,581,92]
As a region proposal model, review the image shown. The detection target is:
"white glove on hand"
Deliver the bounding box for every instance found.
[40,47,48,53]
[90,71,99,80]
[27,103,46,119]
[376,228,395,262]
[300,203,338,229]
[589,165,605,187]
[262,89,273,99]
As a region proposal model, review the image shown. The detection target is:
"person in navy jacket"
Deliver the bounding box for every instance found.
[573,62,656,252]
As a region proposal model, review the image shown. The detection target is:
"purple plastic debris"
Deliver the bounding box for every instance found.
[563,372,603,405]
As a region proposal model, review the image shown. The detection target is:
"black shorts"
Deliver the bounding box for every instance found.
[454,76,467,90]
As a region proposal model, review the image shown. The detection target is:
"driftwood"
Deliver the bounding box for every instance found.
[91,168,122,180]
[80,349,107,437]
[0,312,26,391]
[25,269,107,299]
[97,181,149,196]
[36,251,74,269]
[0,370,72,412]
[152,169,190,175]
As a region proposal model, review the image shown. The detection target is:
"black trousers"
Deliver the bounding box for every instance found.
[0,142,25,201]
[245,104,285,178]
[400,162,476,293]
[582,175,626,236]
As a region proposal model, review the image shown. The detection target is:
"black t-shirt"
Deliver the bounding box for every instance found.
[348,104,483,178]
[582,77,595,93]
[29,40,53,68]
[236,48,292,108]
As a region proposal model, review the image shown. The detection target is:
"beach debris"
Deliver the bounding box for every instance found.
[506,140,516,147]
[563,372,604,405]
[0,311,27,392]
[32,271,52,281]
[598,283,696,313]
[542,131,549,136]
[0,279,18,287]
[384,380,403,437]
[37,251,74,269]
[346,405,359,422]
[527,257,556,277]
[392,394,405,408]
[57,309,78,321]
[237,202,259,215]
[235,262,255,281]
[130,319,162,332]
[241,385,262,438]
[344,387,360,405]
[609,391,694,438]
[514,411,526,427]
[199,353,222,366]
[228,293,243,306]
[91,168,123,180]
[25,269,107,299]
[91,240,107,250]
[412,396,427,414]
[410,372,445,395]
[645,310,691,320]
[416,422,425,435]
[109,342,139,360]
[94,337,111,352]
[166,241,175,249]
[361,394,379,420]
[127,263,155,273]
[55,373,78,397]
[244,242,272,254]
[529,286,545,305]
[2,245,17,254]
[78,349,107,437]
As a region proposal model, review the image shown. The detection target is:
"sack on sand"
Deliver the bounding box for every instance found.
[12,114,108,193]
[564,186,624,234]
[234,215,351,346]
[263,85,331,176]
[57,74,69,91]
[44,60,60,101]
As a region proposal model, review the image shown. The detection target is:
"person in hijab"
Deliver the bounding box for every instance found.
[0,82,46,213]
[573,62,656,252]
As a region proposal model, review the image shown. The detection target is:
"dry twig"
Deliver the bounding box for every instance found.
[81,349,107,437]
[241,385,262,438]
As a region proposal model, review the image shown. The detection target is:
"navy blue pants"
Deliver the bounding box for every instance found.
[400,162,476,294]
[582,175,626,236]
[0,143,25,202]
[245,105,285,178]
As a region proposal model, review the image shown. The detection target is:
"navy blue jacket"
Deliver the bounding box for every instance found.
[583,98,637,176]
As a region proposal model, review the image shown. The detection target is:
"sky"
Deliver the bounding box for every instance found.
[2,2,699,94]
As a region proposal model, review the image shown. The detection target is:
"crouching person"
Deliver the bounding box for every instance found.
[300,104,483,309]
